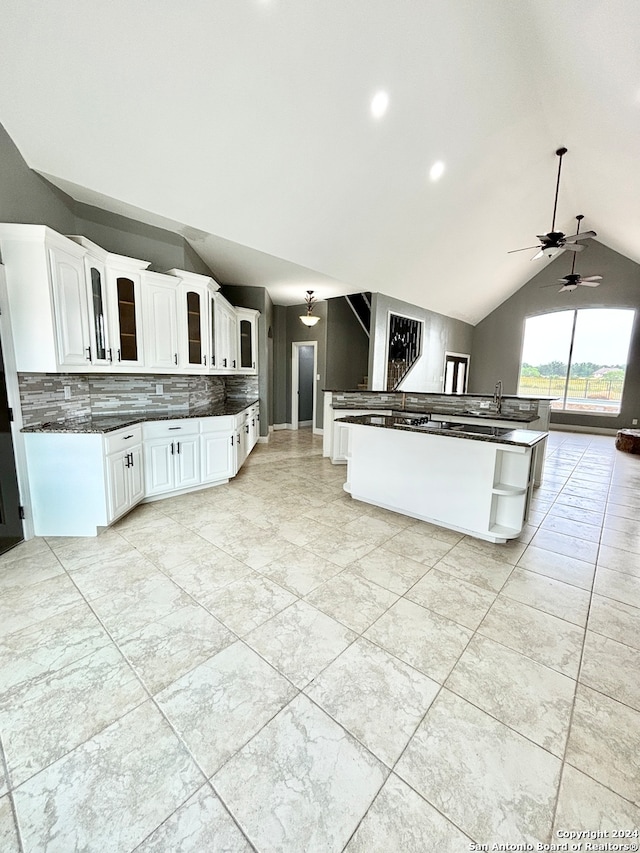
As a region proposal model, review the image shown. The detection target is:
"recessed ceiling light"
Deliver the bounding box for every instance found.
[429,161,445,181]
[370,91,389,119]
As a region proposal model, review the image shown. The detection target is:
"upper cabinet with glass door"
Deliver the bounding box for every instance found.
[235,307,259,375]
[166,269,219,373]
[105,254,150,369]
[67,236,114,367]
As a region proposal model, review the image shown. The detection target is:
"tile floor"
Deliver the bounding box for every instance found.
[1,428,640,851]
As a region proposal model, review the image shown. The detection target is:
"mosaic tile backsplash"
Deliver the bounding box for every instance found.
[17,373,254,428]
[331,391,540,417]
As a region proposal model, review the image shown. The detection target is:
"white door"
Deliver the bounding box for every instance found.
[49,247,91,367]
[106,452,129,522]
[175,435,200,488]
[201,432,235,482]
[127,444,145,505]
[291,342,317,430]
[144,438,175,496]
[144,280,179,370]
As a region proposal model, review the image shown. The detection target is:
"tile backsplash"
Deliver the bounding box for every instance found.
[17,373,254,428]
[331,390,539,417]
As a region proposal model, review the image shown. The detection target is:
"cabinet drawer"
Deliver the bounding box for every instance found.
[104,425,142,456]
[142,419,199,439]
[200,416,235,433]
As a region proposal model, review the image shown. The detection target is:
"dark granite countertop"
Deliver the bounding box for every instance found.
[334,402,540,424]
[21,399,259,434]
[336,414,547,448]
[325,390,557,400]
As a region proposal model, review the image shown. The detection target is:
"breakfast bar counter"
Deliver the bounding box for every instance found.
[337,414,547,544]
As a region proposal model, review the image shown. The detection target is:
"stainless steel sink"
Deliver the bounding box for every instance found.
[448,423,512,436]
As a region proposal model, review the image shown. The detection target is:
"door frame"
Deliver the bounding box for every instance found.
[291,341,318,431]
[443,351,471,393]
[0,264,33,540]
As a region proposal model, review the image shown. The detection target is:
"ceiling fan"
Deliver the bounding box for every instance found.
[543,215,603,293]
[509,147,597,260]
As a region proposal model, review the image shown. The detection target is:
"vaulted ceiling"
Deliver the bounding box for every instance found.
[1,1,638,323]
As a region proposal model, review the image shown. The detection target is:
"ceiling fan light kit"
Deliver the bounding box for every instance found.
[539,214,603,293]
[509,147,597,260]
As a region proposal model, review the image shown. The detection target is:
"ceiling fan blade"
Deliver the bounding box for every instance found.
[563,243,584,252]
[508,246,541,254]
[578,280,602,287]
[580,275,603,282]
[565,229,597,243]
[530,249,546,260]
[536,234,551,242]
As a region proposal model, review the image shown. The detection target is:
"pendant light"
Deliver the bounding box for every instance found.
[299,290,320,326]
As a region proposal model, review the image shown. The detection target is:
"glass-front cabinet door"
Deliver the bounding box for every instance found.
[235,307,259,374]
[178,282,209,372]
[209,290,217,369]
[84,257,112,364]
[106,267,146,368]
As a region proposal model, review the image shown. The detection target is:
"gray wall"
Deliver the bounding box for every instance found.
[273,302,328,429]
[325,296,369,390]
[368,293,474,392]
[219,284,274,437]
[469,240,640,430]
[0,123,76,233]
[0,121,212,276]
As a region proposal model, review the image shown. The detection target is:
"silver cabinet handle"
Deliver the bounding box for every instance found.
[174,353,178,365]
[171,442,175,455]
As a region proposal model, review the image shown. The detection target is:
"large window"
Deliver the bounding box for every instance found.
[518,308,635,414]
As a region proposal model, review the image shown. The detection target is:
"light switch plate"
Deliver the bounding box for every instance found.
[63,385,71,400]
[155,383,163,395]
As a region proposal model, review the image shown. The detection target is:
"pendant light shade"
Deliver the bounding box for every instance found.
[299,290,320,326]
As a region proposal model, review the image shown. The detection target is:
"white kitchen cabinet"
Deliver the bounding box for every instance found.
[0,225,92,372]
[166,269,220,373]
[143,420,201,497]
[106,255,150,369]
[330,409,387,463]
[236,307,259,374]
[84,255,114,366]
[142,272,181,371]
[214,294,239,372]
[106,442,144,523]
[200,416,236,483]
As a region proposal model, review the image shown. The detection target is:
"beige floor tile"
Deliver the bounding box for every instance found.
[598,543,640,576]
[554,765,640,837]
[396,689,561,846]
[548,503,604,526]
[260,545,343,596]
[135,785,252,852]
[164,549,254,599]
[198,573,297,635]
[580,631,640,712]
[13,701,204,853]
[305,570,398,633]
[118,603,234,694]
[446,634,575,756]
[365,598,472,683]
[0,602,110,693]
[540,514,602,543]
[50,529,134,570]
[244,600,356,688]
[383,529,454,567]
[212,694,386,853]
[305,638,439,766]
[603,513,640,537]
[553,493,606,513]
[434,541,515,592]
[566,685,640,804]
[345,773,471,852]
[594,567,640,609]
[517,545,595,590]
[306,527,379,568]
[68,551,161,601]
[501,567,590,626]
[601,528,640,556]
[156,641,295,777]
[0,547,63,593]
[1,644,146,787]
[405,567,496,630]
[348,546,429,595]
[0,795,20,853]
[530,528,599,564]
[459,534,527,565]
[479,595,584,678]
[587,594,640,650]
[0,573,83,640]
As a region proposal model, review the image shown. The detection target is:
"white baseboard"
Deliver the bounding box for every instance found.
[299,420,312,427]
[273,423,293,431]
[550,424,618,436]
[313,427,324,436]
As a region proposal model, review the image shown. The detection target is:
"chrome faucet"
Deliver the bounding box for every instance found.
[493,380,503,415]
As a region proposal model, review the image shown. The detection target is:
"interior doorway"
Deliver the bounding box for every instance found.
[0,270,24,554]
[291,342,317,430]
[443,352,471,394]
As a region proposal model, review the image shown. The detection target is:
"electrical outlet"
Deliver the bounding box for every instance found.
[479,400,490,409]
[633,418,638,426]
[63,385,71,400]
[155,383,163,396]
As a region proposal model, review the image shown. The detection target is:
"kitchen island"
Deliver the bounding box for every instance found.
[337,414,547,544]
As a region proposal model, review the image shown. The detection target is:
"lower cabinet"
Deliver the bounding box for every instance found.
[106,444,144,522]
[143,422,200,497]
[23,405,260,535]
